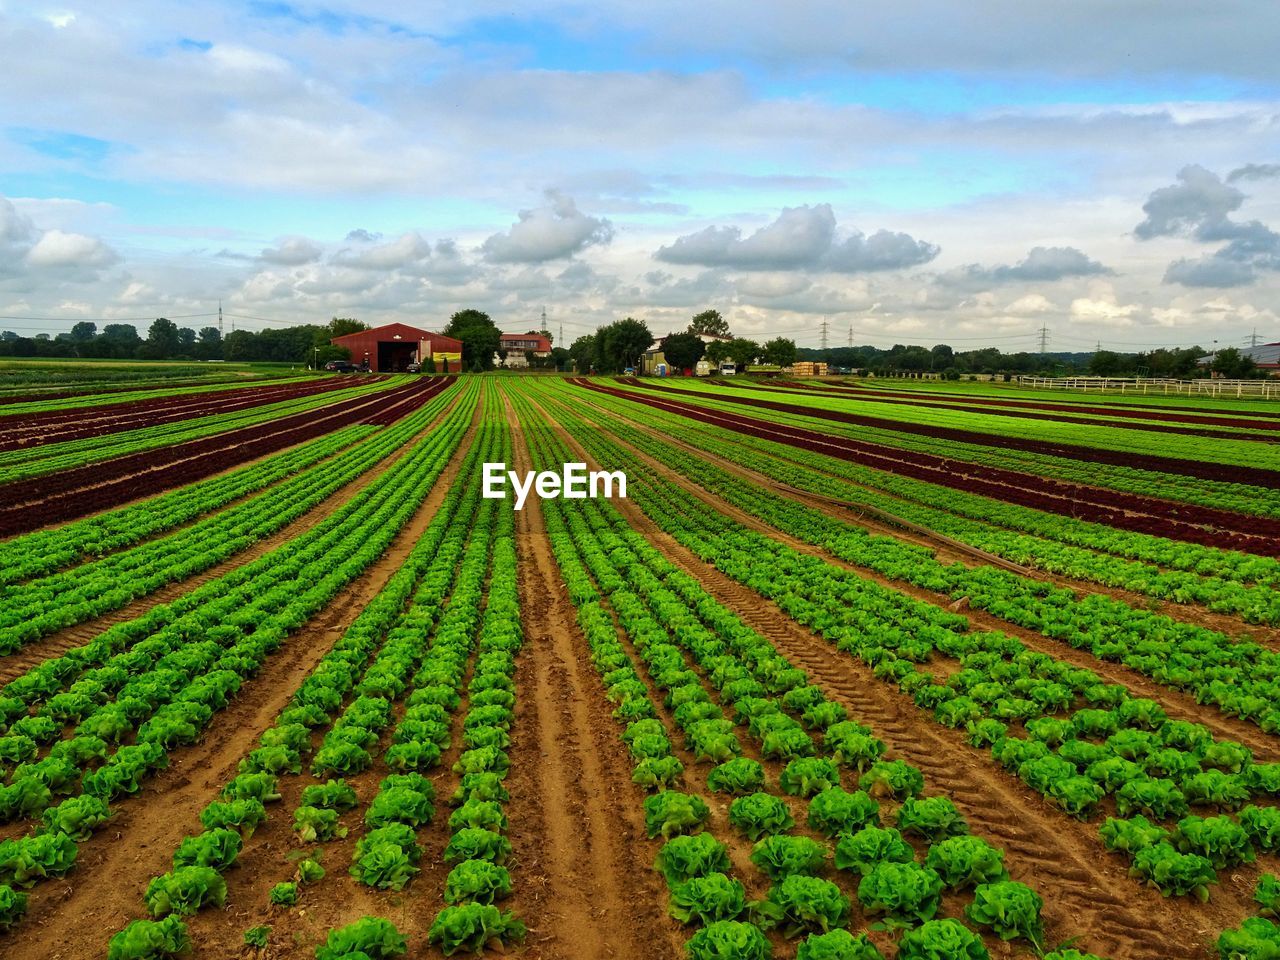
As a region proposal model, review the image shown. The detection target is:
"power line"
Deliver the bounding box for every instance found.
[1037,324,1050,355]
[1053,333,1215,349]
[220,312,351,329]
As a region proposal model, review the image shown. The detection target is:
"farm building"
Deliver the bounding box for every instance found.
[330,322,463,373]
[1196,341,1280,373]
[1240,342,1279,372]
[499,332,553,368]
[643,332,732,375]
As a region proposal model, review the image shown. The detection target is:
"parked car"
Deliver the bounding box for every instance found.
[324,360,357,372]
[406,361,422,373]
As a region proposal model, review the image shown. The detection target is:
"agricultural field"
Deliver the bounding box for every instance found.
[2,369,1280,960]
[0,360,302,402]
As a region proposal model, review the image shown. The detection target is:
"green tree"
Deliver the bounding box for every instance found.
[1212,346,1259,379]
[550,346,571,371]
[140,317,180,360]
[568,334,596,372]
[899,345,932,371]
[728,338,760,366]
[661,332,705,371]
[195,326,223,361]
[443,309,502,371]
[705,340,731,364]
[930,344,954,369]
[92,323,140,359]
[328,317,367,338]
[597,317,653,373]
[177,327,197,355]
[69,321,97,342]
[1088,350,1127,376]
[689,309,730,338]
[962,346,1003,374]
[762,337,797,367]
[1138,346,1203,378]
[224,329,258,361]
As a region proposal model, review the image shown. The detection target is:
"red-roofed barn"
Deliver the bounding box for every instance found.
[330,322,464,372]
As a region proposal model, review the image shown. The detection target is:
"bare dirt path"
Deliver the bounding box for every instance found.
[3,396,482,960]
[501,392,680,960]
[0,392,463,687]
[531,392,1249,960]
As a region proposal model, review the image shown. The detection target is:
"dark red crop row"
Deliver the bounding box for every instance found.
[0,376,369,451]
[360,376,454,427]
[575,379,1280,557]
[0,376,259,406]
[621,378,1280,491]
[706,378,1278,442]
[0,377,454,538]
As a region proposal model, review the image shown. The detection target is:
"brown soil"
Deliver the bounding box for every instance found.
[2,395,482,960]
[500,394,681,960]
[0,392,464,687]
[532,391,1260,960]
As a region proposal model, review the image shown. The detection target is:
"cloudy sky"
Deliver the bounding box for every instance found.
[2,2,1279,352]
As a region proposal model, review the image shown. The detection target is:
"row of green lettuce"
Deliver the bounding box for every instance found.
[0,382,477,936]
[549,382,1280,742]
[536,382,1280,904]
[0,375,402,485]
[0,370,311,416]
[510,383,1107,960]
[0,421,376,585]
[105,384,525,958]
[0,383,456,654]
[573,382,1280,615]
[601,378,1280,521]
[645,376,1280,474]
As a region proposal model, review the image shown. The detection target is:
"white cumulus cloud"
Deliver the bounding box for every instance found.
[482,191,613,263]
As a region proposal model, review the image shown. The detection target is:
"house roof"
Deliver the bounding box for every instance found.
[500,332,552,350]
[1197,341,1280,367]
[331,323,462,349]
[646,331,734,354]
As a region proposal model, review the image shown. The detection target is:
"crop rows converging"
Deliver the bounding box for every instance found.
[0,368,1278,960]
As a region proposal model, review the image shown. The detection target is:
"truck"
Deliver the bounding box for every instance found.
[718,361,737,376]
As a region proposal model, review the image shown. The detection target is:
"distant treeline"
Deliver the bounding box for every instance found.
[1,315,1264,379]
[799,343,1261,379]
[0,318,368,364]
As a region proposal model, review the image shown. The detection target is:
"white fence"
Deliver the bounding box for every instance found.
[1016,376,1280,399]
